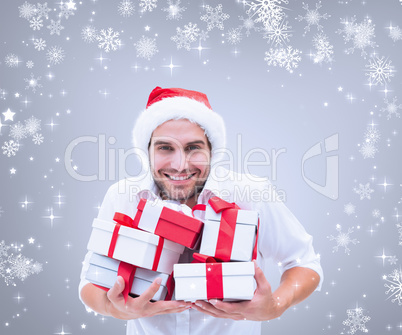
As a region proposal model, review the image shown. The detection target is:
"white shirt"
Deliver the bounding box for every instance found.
[79,166,323,335]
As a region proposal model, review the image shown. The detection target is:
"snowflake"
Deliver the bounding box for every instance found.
[245,0,288,29]
[26,60,34,68]
[388,256,398,265]
[46,45,65,65]
[384,268,402,305]
[32,133,44,145]
[47,19,64,35]
[9,122,27,141]
[81,25,98,43]
[171,22,200,51]
[398,222,402,246]
[139,0,157,13]
[59,3,76,19]
[24,73,42,93]
[239,15,260,37]
[162,0,186,20]
[343,307,370,334]
[264,46,301,73]
[36,2,51,19]
[5,53,20,68]
[118,0,135,17]
[381,96,402,120]
[327,224,359,255]
[364,127,381,144]
[344,203,356,216]
[337,16,377,58]
[296,1,330,36]
[312,33,333,64]
[226,27,243,45]
[97,28,121,52]
[199,30,209,42]
[389,25,402,42]
[29,16,43,30]
[359,142,378,159]
[353,183,374,200]
[200,4,230,31]
[262,19,292,46]
[2,140,20,157]
[135,36,158,60]
[0,206,4,218]
[371,208,380,218]
[25,116,41,135]
[365,56,394,87]
[34,38,46,51]
[18,1,37,20]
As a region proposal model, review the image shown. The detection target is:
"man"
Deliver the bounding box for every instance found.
[79,86,323,334]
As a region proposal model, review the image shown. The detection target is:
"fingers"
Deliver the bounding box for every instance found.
[107,276,125,304]
[136,277,163,304]
[253,261,271,295]
[192,301,244,320]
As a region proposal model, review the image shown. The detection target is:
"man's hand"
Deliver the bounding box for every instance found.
[191,261,283,321]
[82,276,192,320]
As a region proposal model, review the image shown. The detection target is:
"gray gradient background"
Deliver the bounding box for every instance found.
[0,0,401,334]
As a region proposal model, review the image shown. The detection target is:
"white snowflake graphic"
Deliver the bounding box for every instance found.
[388,256,398,265]
[337,16,377,58]
[24,73,42,93]
[264,46,302,73]
[29,16,43,31]
[135,36,158,60]
[162,0,186,20]
[26,60,34,68]
[262,19,292,46]
[118,0,135,17]
[34,38,46,51]
[312,33,333,64]
[359,142,377,159]
[0,206,4,218]
[226,27,243,45]
[397,222,402,246]
[47,19,64,35]
[32,133,44,145]
[384,268,402,305]
[344,203,356,216]
[327,224,359,255]
[9,122,27,141]
[5,53,20,68]
[81,25,98,43]
[171,22,200,51]
[24,116,41,135]
[200,4,230,31]
[139,0,157,13]
[239,15,260,37]
[343,307,370,334]
[365,56,394,87]
[18,1,37,20]
[36,2,51,19]
[97,28,121,52]
[364,127,381,144]
[381,96,402,120]
[46,45,65,65]
[59,3,76,20]
[371,208,380,218]
[296,1,330,36]
[353,183,374,200]
[245,0,288,29]
[388,25,402,42]
[0,240,43,286]
[2,140,20,157]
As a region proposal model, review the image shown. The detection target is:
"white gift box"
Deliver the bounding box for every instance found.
[87,218,185,274]
[174,262,255,302]
[85,253,170,301]
[199,206,259,261]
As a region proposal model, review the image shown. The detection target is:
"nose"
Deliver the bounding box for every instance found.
[169,148,189,172]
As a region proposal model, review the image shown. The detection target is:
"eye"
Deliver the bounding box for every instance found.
[158,145,173,151]
[186,145,200,151]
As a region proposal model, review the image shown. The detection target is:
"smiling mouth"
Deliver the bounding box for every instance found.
[164,173,196,181]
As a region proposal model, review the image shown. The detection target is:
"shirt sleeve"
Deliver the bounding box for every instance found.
[257,193,323,291]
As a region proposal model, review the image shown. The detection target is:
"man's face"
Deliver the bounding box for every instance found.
[149,119,211,205]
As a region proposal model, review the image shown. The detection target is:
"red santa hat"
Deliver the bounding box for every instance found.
[132,86,226,165]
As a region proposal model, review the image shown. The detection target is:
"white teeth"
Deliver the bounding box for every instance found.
[168,174,193,180]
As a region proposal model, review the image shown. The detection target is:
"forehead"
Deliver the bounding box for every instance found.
[151,119,207,142]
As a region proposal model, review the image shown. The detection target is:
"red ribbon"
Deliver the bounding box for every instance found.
[206,263,224,300]
[108,212,164,272]
[164,272,175,301]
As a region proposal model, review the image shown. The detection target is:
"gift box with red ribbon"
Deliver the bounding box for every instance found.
[173,261,255,302]
[87,217,184,274]
[195,197,259,262]
[133,198,204,249]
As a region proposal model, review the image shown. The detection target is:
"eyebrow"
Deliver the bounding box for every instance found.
[152,140,207,146]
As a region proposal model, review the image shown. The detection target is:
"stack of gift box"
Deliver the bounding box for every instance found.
[85,196,259,302]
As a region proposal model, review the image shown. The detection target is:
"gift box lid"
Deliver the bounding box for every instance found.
[89,253,170,283]
[205,206,259,227]
[92,218,185,254]
[173,262,255,278]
